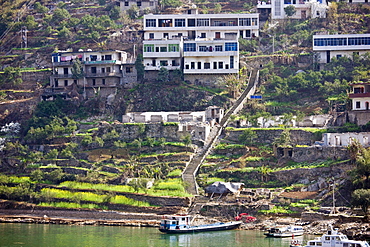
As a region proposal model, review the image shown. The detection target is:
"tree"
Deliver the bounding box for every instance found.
[34,2,48,13]
[238,129,257,145]
[52,8,71,23]
[158,67,169,83]
[284,5,296,19]
[109,6,121,20]
[160,0,182,9]
[181,134,192,152]
[135,54,145,82]
[0,66,22,86]
[352,189,370,216]
[214,3,222,14]
[126,5,139,19]
[273,129,291,147]
[71,59,84,79]
[58,26,72,38]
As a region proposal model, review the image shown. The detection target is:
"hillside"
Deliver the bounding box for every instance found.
[1,0,370,223]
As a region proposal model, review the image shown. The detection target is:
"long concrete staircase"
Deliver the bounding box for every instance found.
[182,70,260,195]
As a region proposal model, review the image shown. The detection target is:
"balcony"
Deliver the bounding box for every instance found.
[143,51,181,58]
[184,68,238,74]
[349,92,370,98]
[184,50,238,57]
[85,60,119,65]
[85,72,122,77]
[52,74,74,79]
[144,65,181,71]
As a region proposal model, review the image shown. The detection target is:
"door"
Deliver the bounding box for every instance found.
[215,32,221,39]
[366,102,369,110]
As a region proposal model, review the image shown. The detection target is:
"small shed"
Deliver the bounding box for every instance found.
[205,182,244,198]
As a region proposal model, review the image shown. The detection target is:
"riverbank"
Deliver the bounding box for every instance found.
[1,200,370,241]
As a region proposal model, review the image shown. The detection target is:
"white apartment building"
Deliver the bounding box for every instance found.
[349,82,370,111]
[50,50,136,98]
[116,0,157,13]
[143,10,259,84]
[313,33,370,64]
[257,0,327,20]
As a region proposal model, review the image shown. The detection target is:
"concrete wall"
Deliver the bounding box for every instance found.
[225,129,316,145]
[348,111,370,126]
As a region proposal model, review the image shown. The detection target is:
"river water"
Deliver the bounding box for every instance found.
[0,223,316,247]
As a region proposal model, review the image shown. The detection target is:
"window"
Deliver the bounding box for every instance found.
[213,62,217,69]
[204,63,210,69]
[191,62,195,69]
[188,19,195,27]
[175,19,185,27]
[163,33,169,39]
[156,47,159,52]
[184,43,196,52]
[93,79,96,86]
[91,55,97,61]
[146,19,156,27]
[252,18,258,25]
[102,79,106,85]
[160,47,167,52]
[239,18,251,26]
[199,46,207,52]
[197,18,209,26]
[126,67,133,73]
[64,68,68,74]
[160,60,168,66]
[356,101,361,108]
[144,44,154,52]
[218,62,223,69]
[215,45,222,51]
[230,56,234,69]
[137,1,141,6]
[314,38,347,46]
[124,2,129,6]
[225,42,238,51]
[168,44,179,52]
[197,62,201,69]
[150,1,154,6]
[348,37,370,45]
[102,68,105,73]
[159,19,172,27]
[200,33,206,38]
[91,67,97,73]
[149,33,154,39]
[246,30,251,38]
[106,67,111,73]
[274,0,281,16]
[105,55,112,60]
[336,54,342,59]
[64,80,68,86]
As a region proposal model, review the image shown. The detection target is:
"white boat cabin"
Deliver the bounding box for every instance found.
[160,215,192,230]
[305,227,369,247]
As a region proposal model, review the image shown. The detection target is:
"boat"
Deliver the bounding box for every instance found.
[264,225,304,238]
[301,225,370,247]
[158,215,242,233]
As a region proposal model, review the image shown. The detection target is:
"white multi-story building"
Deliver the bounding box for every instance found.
[257,0,327,20]
[50,50,136,99]
[313,33,370,64]
[143,10,259,84]
[349,82,370,111]
[116,0,158,13]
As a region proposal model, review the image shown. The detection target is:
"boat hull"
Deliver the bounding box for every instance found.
[264,231,304,238]
[159,221,242,234]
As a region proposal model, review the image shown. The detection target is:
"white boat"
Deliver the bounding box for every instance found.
[296,225,369,247]
[264,225,304,238]
[159,215,242,233]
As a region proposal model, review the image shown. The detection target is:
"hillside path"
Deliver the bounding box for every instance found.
[182,70,260,195]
